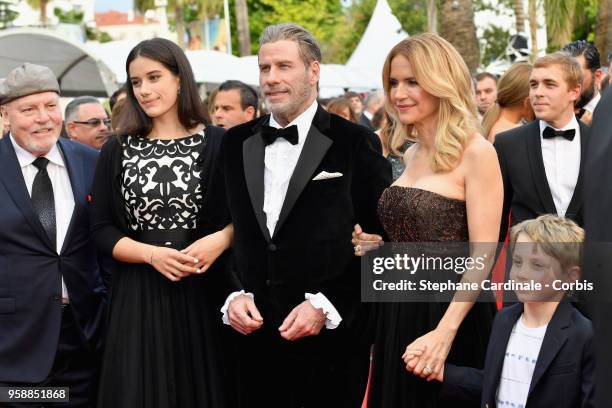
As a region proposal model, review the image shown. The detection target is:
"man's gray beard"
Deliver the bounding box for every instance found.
[269,85,311,125]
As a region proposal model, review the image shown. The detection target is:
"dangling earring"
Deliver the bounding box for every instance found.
[177,86,181,94]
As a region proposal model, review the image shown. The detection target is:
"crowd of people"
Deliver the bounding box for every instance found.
[0,21,611,408]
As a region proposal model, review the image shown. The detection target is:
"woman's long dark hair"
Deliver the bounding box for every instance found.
[118,38,207,137]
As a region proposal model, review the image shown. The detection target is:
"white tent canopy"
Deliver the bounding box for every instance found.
[0,29,117,97]
[346,0,408,89]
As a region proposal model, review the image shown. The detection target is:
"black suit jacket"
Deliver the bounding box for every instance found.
[443,301,595,407]
[582,88,612,407]
[209,106,391,338]
[495,120,589,241]
[359,112,373,130]
[0,136,106,383]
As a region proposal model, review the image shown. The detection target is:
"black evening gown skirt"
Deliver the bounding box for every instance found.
[97,238,229,408]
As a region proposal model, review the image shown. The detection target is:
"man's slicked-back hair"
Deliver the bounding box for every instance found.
[560,40,601,70]
[259,23,322,67]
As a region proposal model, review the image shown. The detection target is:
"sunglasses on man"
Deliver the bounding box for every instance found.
[72,118,112,127]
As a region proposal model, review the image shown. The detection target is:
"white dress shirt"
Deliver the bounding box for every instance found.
[221,100,342,329]
[584,92,601,113]
[539,117,581,218]
[11,135,75,302]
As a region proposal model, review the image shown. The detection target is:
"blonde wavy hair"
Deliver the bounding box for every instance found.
[382,33,480,172]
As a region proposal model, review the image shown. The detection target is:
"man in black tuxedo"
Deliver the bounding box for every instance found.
[582,88,612,407]
[0,64,105,407]
[495,53,589,241]
[213,23,391,407]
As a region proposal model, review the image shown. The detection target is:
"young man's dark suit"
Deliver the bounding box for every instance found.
[583,88,612,407]
[0,136,106,406]
[209,105,391,407]
[442,301,595,407]
[494,120,589,242]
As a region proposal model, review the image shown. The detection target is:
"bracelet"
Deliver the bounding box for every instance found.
[150,246,157,265]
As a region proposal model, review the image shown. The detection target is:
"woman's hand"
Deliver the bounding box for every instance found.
[149,246,199,282]
[182,226,232,273]
[403,325,456,381]
[351,223,383,256]
[402,344,444,382]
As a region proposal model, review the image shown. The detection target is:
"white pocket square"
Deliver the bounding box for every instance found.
[312,171,343,181]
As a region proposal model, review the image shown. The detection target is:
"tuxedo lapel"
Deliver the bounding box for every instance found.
[565,122,588,218]
[525,122,557,214]
[0,136,55,251]
[243,127,271,242]
[58,139,83,254]
[528,302,571,396]
[273,109,332,238]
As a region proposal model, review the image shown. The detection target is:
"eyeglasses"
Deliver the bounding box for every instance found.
[72,118,112,127]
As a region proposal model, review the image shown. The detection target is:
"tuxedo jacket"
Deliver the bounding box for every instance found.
[495,120,589,241]
[359,113,374,130]
[583,88,612,407]
[0,136,106,383]
[209,106,391,335]
[443,301,595,407]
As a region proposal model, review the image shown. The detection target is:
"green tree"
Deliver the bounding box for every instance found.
[544,0,577,51]
[0,0,19,28]
[481,25,511,65]
[439,0,480,73]
[53,7,83,24]
[27,0,48,25]
[595,0,610,58]
[327,0,376,63]
[388,0,428,35]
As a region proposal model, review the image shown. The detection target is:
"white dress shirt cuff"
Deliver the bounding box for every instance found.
[305,292,342,329]
[221,290,254,325]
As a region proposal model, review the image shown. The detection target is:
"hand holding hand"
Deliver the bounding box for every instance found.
[402,344,444,382]
[181,229,231,273]
[279,300,326,341]
[149,246,199,282]
[404,326,455,381]
[352,223,383,256]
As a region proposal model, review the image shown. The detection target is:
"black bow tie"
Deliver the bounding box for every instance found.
[261,125,299,146]
[543,126,575,141]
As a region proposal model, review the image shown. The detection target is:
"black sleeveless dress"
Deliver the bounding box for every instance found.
[368,186,495,407]
[97,133,228,408]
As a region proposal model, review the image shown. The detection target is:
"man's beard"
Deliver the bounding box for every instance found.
[576,80,596,109]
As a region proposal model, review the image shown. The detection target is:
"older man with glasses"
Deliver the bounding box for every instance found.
[65,96,111,150]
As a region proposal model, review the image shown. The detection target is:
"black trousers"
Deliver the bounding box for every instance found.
[0,306,100,408]
[232,328,370,408]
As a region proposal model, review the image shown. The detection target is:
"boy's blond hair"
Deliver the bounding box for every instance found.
[509,215,585,271]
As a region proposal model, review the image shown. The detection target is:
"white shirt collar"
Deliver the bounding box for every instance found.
[363,110,373,120]
[9,133,65,169]
[584,92,601,113]
[269,99,319,142]
[539,114,579,134]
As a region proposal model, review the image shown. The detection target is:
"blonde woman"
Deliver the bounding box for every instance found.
[360,33,503,407]
[482,63,535,143]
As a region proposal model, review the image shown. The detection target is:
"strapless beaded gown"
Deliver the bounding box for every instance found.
[368,186,495,408]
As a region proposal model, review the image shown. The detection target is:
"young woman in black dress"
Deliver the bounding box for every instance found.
[91,38,232,407]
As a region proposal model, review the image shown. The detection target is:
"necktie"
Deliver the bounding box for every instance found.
[543,126,575,141]
[261,124,299,146]
[31,157,56,250]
